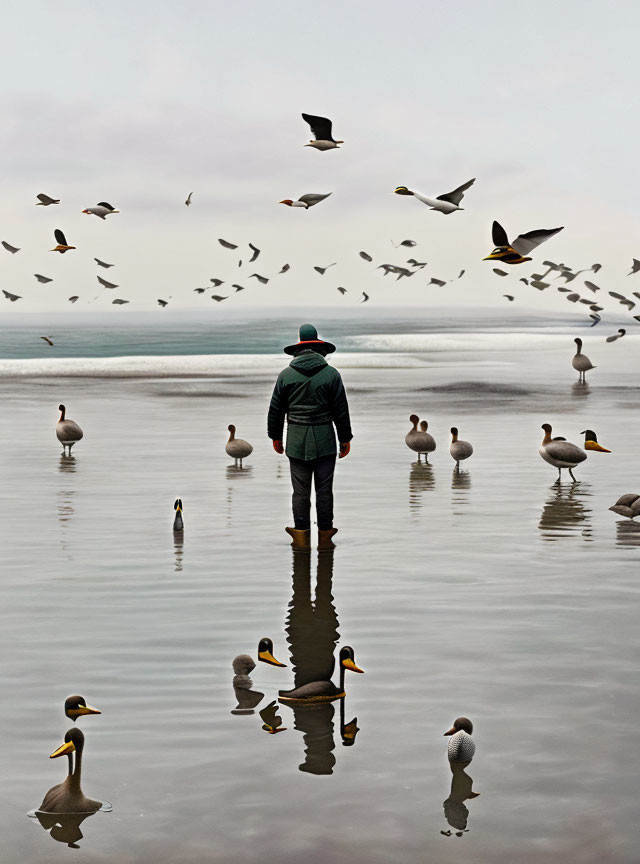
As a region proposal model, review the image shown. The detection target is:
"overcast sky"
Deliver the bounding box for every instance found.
[1,0,640,313]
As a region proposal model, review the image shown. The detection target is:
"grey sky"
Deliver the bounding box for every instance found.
[1,0,640,312]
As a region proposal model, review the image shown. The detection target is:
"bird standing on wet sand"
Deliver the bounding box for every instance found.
[51,229,75,253]
[538,423,609,481]
[394,178,475,213]
[572,338,595,383]
[444,717,476,764]
[82,202,119,220]
[301,113,343,150]
[483,221,563,264]
[450,428,473,468]
[36,193,60,206]
[56,405,83,455]
[405,415,436,463]
[279,193,332,209]
[173,499,184,531]
[226,424,253,467]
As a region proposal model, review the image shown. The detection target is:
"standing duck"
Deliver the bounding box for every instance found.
[226,425,253,468]
[173,499,184,531]
[444,717,476,764]
[572,338,595,383]
[39,729,101,814]
[405,415,436,462]
[450,427,473,468]
[279,646,363,704]
[56,405,83,455]
[539,423,586,481]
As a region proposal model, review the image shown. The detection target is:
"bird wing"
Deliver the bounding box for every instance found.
[37,193,54,204]
[94,258,113,267]
[279,264,290,274]
[512,227,563,255]
[54,229,67,246]
[491,221,510,247]
[218,238,238,249]
[68,296,79,303]
[2,241,19,253]
[96,201,115,210]
[298,193,331,207]
[545,441,586,464]
[248,243,260,262]
[609,291,626,301]
[436,177,475,205]
[301,113,334,142]
[2,290,21,301]
[97,276,118,289]
[211,295,228,301]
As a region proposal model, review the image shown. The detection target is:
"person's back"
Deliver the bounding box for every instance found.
[268,324,352,551]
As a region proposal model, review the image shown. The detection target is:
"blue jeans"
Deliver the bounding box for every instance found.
[288,455,337,530]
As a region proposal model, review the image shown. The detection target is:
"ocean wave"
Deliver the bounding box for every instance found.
[0,352,427,378]
[347,331,588,352]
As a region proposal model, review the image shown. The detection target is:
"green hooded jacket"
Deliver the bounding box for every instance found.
[267,350,353,461]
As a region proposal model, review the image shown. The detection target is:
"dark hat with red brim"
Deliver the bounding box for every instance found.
[284,323,336,356]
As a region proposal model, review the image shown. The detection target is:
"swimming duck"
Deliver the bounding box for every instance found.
[279,193,332,209]
[278,646,363,704]
[173,499,183,531]
[393,178,475,214]
[226,424,253,468]
[65,696,100,722]
[609,494,640,519]
[39,728,101,814]
[539,423,589,481]
[56,405,83,455]
[301,113,343,151]
[405,415,436,462]
[572,338,595,383]
[233,638,286,675]
[483,221,563,264]
[450,427,473,468]
[444,717,476,763]
[581,429,611,453]
[50,229,75,254]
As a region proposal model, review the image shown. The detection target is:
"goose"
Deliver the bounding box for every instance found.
[173,499,183,531]
[65,696,100,722]
[609,494,640,519]
[393,178,475,214]
[572,338,595,383]
[444,717,476,764]
[539,423,586,481]
[56,405,83,455]
[450,427,473,468]
[233,638,286,673]
[278,646,363,704]
[405,415,436,463]
[39,728,101,814]
[226,425,253,467]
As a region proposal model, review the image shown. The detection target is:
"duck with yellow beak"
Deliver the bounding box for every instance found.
[278,646,364,704]
[65,695,101,722]
[483,221,563,265]
[581,429,611,453]
[39,728,102,814]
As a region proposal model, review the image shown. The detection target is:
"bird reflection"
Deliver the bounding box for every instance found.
[57,491,75,526]
[278,552,361,774]
[231,654,265,715]
[615,519,640,548]
[451,466,471,512]
[58,454,76,474]
[32,810,97,848]
[538,481,593,541]
[226,464,253,480]
[571,381,590,400]
[409,462,435,513]
[442,762,479,836]
[259,700,287,733]
[173,532,184,572]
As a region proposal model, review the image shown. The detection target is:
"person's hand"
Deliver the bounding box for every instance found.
[339,442,351,459]
[272,439,284,455]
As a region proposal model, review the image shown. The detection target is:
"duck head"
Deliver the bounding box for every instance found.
[339,646,364,674]
[581,429,611,452]
[444,717,473,736]
[483,246,532,264]
[574,338,582,351]
[58,404,66,420]
[394,186,414,196]
[420,420,429,432]
[257,637,286,667]
[65,695,100,721]
[450,427,459,442]
[50,727,85,759]
[409,413,419,428]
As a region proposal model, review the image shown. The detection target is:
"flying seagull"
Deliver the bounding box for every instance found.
[40,336,54,345]
[34,274,53,284]
[2,290,21,301]
[82,201,119,220]
[36,193,60,206]
[627,259,640,276]
[314,263,336,275]
[51,229,75,253]
[211,295,228,302]
[279,193,332,209]
[185,192,193,207]
[393,239,417,248]
[68,296,79,303]
[361,292,370,302]
[194,288,206,294]
[233,284,245,292]
[94,258,114,268]
[157,299,168,307]
[112,299,129,305]
[210,278,224,287]
[503,295,515,301]
[359,251,373,262]
[337,287,347,295]
[248,243,260,262]
[430,278,447,287]
[2,241,20,254]
[394,178,475,214]
[249,274,269,284]
[278,264,290,274]
[218,238,238,249]
[97,276,118,289]
[301,113,343,151]
[407,259,427,269]
[483,221,563,264]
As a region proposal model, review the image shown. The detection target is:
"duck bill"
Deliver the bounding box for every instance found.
[443,726,457,736]
[342,658,364,673]
[258,650,286,667]
[483,252,503,260]
[69,704,101,717]
[585,441,611,452]
[50,740,76,759]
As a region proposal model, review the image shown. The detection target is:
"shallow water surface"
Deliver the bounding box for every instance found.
[0,330,639,863]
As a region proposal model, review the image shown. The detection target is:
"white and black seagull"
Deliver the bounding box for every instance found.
[301,113,343,150]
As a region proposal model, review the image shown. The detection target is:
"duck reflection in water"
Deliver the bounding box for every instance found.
[442,762,479,837]
[278,551,364,775]
[538,481,593,541]
[571,381,590,400]
[33,809,97,848]
[58,454,76,474]
[615,519,640,548]
[231,638,286,715]
[409,461,435,513]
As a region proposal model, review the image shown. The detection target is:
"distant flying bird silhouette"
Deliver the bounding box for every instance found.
[361,292,370,302]
[359,251,373,262]
[458,270,465,279]
[36,193,60,206]
[157,299,168,307]
[40,336,54,345]
[430,278,447,287]
[407,259,427,268]
[2,290,21,301]
[210,279,224,287]
[249,274,269,284]
[68,296,79,304]
[112,299,129,305]
[2,240,20,254]
[51,229,75,253]
[194,288,206,294]
[185,192,193,207]
[627,259,640,276]
[248,243,260,262]
[337,287,347,295]
[314,263,336,275]
[584,281,600,293]
[492,268,508,276]
[503,295,515,301]
[211,295,228,301]
[278,264,290,274]
[82,201,119,220]
[94,258,114,268]
[590,314,601,326]
[34,274,53,283]
[218,238,237,250]
[301,113,343,150]
[97,276,118,289]
[393,239,416,248]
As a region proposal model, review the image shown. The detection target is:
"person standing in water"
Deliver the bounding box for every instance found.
[268,324,353,551]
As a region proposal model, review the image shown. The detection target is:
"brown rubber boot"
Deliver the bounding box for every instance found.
[318,528,338,551]
[285,527,311,551]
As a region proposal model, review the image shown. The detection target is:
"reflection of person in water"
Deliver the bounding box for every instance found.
[279,552,361,774]
[442,762,479,836]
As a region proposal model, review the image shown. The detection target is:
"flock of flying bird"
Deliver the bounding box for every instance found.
[1,113,640,329]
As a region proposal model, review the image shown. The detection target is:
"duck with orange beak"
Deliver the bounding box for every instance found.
[581,429,611,452]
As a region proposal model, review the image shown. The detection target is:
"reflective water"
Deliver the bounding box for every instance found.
[1,333,639,863]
